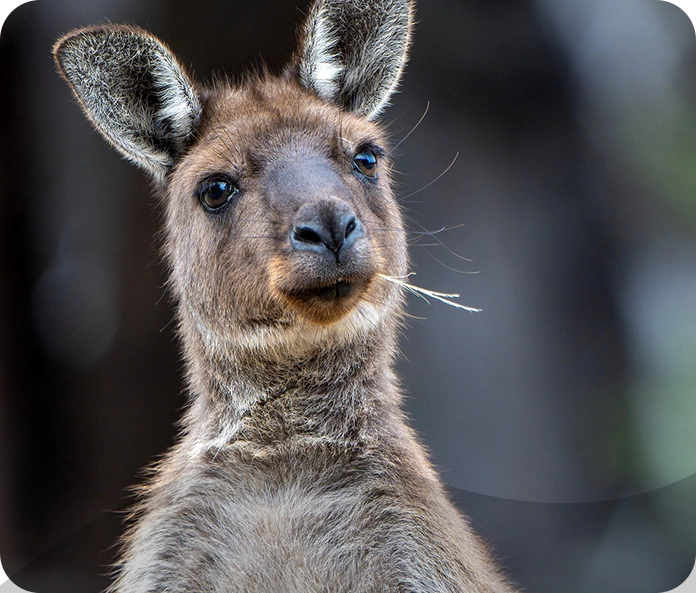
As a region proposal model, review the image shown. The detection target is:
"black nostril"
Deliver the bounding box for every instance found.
[293,225,324,245]
[291,200,364,258]
[344,216,357,240]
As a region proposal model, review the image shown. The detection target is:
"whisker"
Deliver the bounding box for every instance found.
[423,237,473,262]
[232,219,280,225]
[400,213,474,265]
[360,224,402,233]
[398,152,459,202]
[409,223,467,236]
[387,101,430,156]
[362,220,469,240]
[420,247,479,274]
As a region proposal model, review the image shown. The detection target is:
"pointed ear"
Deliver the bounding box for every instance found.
[297,0,414,120]
[53,25,202,182]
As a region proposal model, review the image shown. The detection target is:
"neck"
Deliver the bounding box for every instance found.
[178,315,402,453]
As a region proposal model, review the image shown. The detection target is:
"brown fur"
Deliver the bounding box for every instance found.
[53,3,520,591]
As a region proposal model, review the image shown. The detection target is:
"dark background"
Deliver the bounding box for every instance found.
[2,0,696,591]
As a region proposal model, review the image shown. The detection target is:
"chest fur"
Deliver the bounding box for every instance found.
[124,452,404,592]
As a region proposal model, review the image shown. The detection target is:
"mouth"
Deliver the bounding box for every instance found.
[270,256,377,326]
[281,275,372,325]
[302,278,359,302]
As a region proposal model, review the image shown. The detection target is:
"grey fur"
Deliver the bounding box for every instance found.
[298,0,413,119]
[53,2,519,592]
[54,25,201,182]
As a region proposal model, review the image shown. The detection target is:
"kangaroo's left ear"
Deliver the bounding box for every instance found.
[297,0,414,120]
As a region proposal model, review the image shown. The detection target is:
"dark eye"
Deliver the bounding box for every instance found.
[353,150,378,178]
[198,179,238,212]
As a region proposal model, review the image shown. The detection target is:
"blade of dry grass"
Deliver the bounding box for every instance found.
[378,273,481,313]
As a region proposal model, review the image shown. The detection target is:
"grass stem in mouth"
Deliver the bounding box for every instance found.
[377,273,482,313]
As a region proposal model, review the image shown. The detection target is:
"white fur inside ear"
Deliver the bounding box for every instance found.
[312,60,343,99]
[301,12,343,100]
[297,0,413,119]
[54,26,202,183]
[151,49,202,141]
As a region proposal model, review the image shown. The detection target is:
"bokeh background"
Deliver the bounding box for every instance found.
[2,0,696,591]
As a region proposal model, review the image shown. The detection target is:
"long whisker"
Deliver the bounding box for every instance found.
[387,101,430,156]
[362,220,469,239]
[409,242,453,248]
[398,152,459,202]
[410,223,467,236]
[419,247,479,275]
[399,213,475,269]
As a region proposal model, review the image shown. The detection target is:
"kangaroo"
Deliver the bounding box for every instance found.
[53,1,518,591]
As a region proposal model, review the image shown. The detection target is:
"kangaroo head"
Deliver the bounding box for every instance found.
[53,0,413,356]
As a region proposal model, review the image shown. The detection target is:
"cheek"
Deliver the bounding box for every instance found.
[362,202,408,274]
[167,213,224,295]
[170,215,283,321]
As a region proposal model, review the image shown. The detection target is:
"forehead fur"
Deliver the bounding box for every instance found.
[186,77,390,172]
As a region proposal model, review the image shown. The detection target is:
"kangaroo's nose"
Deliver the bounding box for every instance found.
[291,199,363,259]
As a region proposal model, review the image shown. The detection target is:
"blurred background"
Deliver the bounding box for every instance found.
[2,0,696,591]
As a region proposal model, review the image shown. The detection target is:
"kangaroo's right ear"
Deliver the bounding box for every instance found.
[53,25,201,182]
